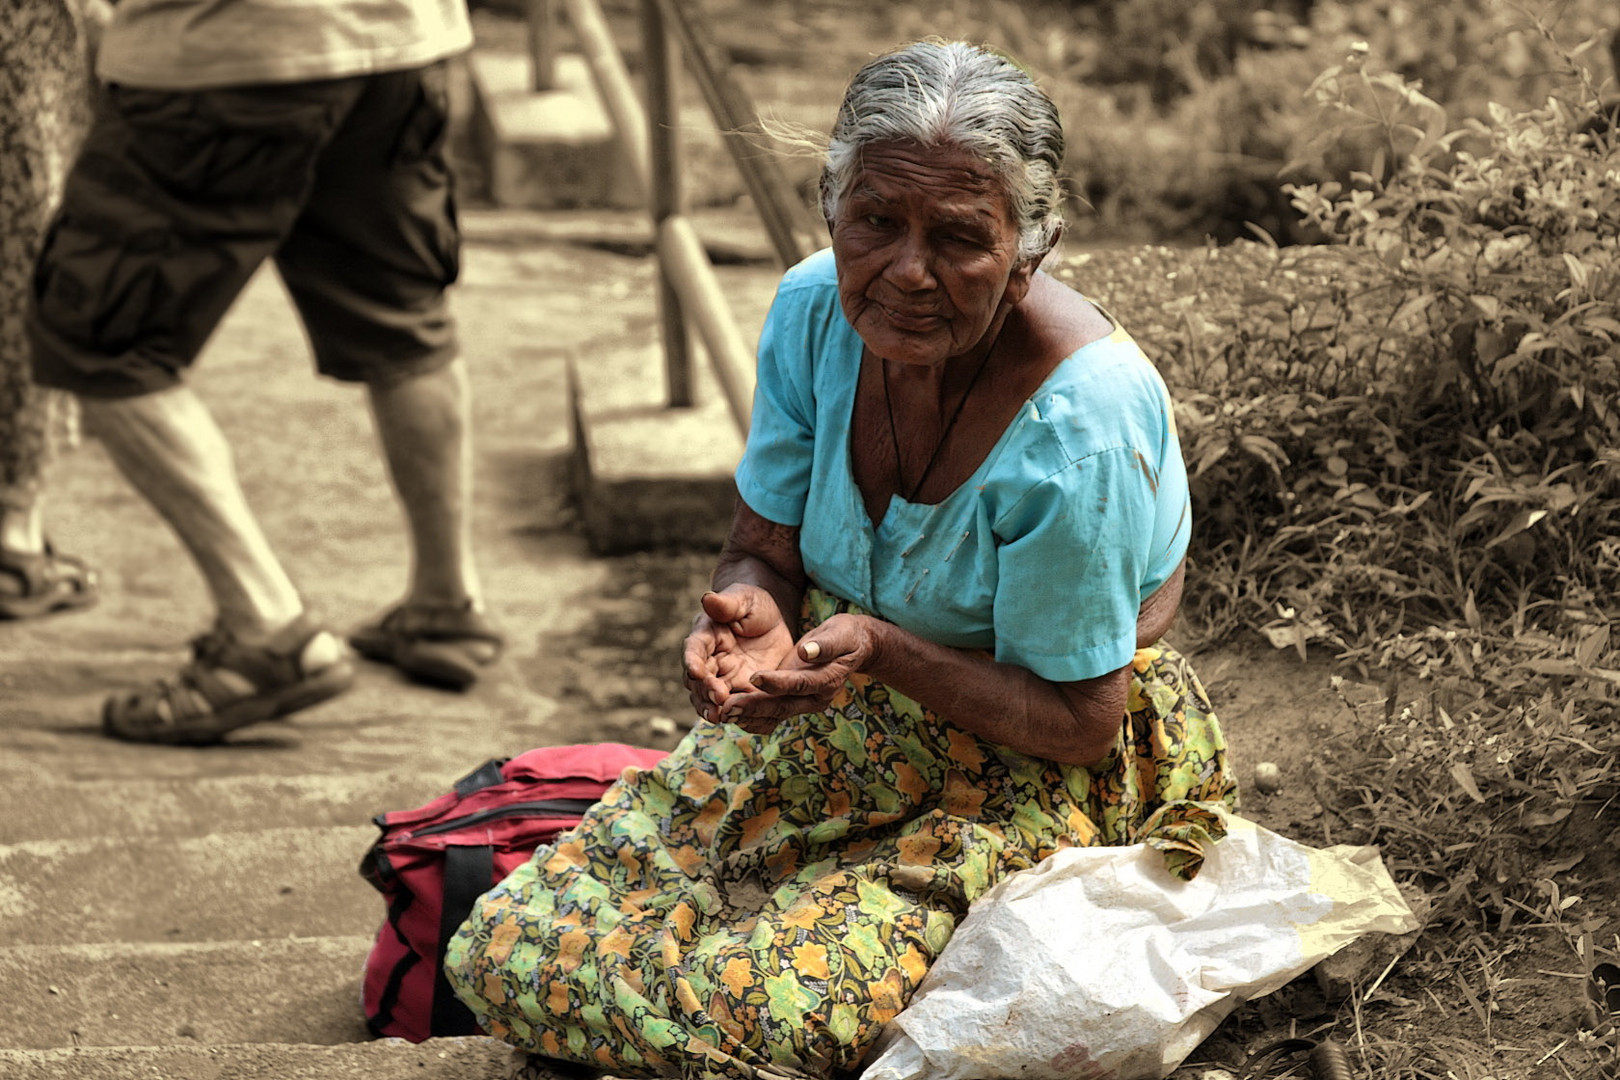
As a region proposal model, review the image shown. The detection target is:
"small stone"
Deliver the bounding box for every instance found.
[1253,761,1284,794]
[647,715,679,738]
[47,985,60,995]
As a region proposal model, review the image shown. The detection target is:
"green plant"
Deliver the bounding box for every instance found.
[1067,22,1620,1071]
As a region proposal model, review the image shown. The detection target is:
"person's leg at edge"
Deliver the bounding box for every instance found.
[0,496,45,553]
[0,484,100,618]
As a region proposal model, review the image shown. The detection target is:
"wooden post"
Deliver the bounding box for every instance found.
[525,0,559,92]
[641,0,692,408]
[657,215,754,432]
[563,0,756,434]
[562,0,649,195]
[653,0,823,269]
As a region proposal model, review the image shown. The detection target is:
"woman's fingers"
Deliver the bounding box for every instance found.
[701,587,772,635]
[681,636,712,682]
[699,589,744,626]
[681,646,730,720]
[719,689,825,727]
[750,664,834,697]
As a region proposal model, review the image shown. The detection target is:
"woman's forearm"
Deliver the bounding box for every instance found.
[858,561,1186,766]
[861,618,1126,766]
[711,501,807,629]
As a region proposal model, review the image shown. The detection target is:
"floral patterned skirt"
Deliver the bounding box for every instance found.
[445,589,1237,1080]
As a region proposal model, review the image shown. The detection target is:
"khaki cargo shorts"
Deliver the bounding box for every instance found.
[29,63,462,398]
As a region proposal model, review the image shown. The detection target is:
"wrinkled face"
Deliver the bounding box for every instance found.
[830,140,1036,367]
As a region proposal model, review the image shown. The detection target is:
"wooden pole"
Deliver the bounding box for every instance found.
[524,0,559,92]
[656,215,755,432]
[640,0,693,408]
[561,0,650,199]
[653,0,822,269]
[562,0,756,433]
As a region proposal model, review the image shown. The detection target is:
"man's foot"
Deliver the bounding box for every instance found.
[103,615,355,745]
[350,601,504,690]
[0,542,100,619]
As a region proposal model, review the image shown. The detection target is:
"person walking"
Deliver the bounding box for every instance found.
[28,0,504,744]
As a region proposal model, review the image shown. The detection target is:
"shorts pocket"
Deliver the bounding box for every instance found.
[33,207,228,361]
[111,84,338,204]
[390,62,452,167]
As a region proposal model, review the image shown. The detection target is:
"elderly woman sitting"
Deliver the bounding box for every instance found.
[447,39,1236,1080]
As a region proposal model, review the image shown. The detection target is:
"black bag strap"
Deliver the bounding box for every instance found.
[366,883,422,1035]
[453,758,509,797]
[431,844,494,1036]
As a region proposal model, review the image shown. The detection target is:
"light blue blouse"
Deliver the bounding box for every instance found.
[734,249,1190,683]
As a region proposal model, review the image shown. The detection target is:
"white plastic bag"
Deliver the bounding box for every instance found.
[861,811,1418,1080]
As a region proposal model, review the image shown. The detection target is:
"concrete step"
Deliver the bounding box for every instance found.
[0,774,443,845]
[469,51,641,211]
[568,341,745,555]
[0,826,379,946]
[0,936,377,1050]
[0,1037,523,1080]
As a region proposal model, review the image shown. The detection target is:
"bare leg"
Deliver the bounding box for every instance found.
[365,357,484,609]
[0,487,99,617]
[352,356,500,687]
[0,496,44,553]
[80,385,305,641]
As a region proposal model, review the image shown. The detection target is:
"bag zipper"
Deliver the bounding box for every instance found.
[405,798,600,839]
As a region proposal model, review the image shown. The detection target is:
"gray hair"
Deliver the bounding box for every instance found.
[820,40,1066,264]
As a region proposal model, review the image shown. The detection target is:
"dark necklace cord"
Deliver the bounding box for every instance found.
[880,327,1003,503]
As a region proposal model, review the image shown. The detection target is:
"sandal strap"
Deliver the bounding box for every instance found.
[105,616,352,739]
[0,542,98,595]
[381,602,506,648]
[189,618,328,694]
[0,551,51,595]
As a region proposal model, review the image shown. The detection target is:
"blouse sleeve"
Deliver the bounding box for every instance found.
[991,445,1165,683]
[732,277,824,527]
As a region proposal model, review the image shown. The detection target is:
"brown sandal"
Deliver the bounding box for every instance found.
[103,615,355,745]
[350,601,504,690]
[0,541,100,619]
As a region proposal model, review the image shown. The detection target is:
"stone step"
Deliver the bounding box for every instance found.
[0,826,380,946]
[568,342,744,555]
[0,1037,524,1080]
[468,51,641,211]
[0,773,443,845]
[0,936,377,1050]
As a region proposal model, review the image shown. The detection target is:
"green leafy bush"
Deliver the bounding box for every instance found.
[1062,36,1620,979]
[934,0,1620,242]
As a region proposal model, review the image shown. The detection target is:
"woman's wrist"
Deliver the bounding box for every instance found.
[853,614,891,680]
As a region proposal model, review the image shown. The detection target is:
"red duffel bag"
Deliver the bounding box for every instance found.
[358,742,669,1042]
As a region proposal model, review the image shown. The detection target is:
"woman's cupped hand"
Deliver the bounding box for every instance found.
[682,586,875,734]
